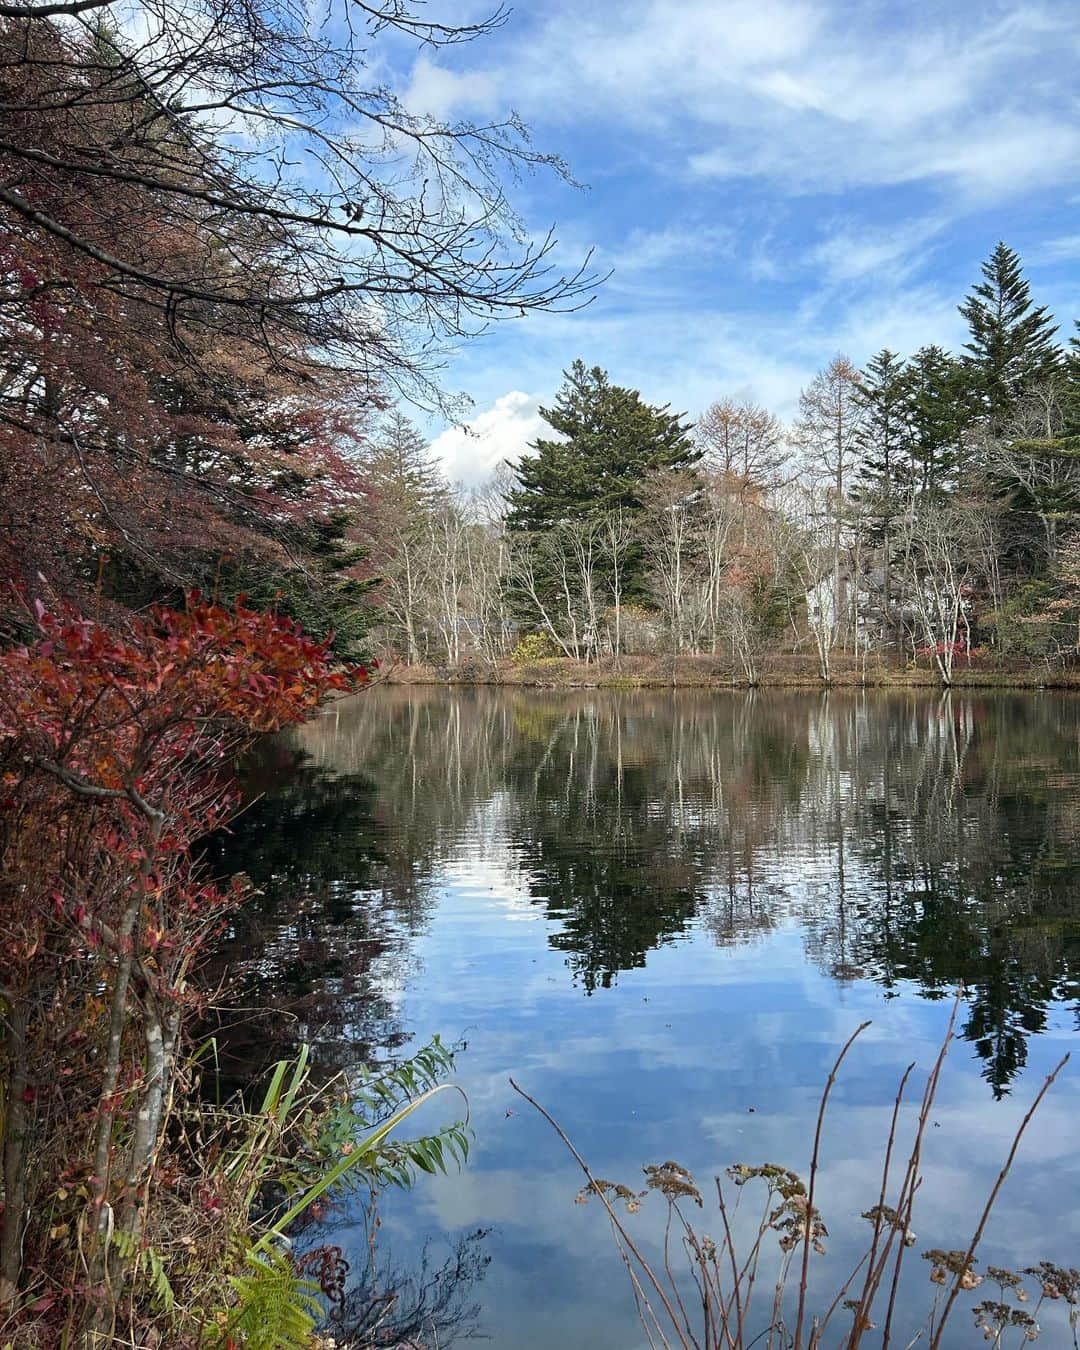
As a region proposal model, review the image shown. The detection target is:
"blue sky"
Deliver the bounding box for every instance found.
[384,1,1080,484]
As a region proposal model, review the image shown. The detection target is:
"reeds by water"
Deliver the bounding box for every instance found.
[512,997,1076,1350]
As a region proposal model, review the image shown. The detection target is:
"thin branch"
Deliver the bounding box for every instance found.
[508,1078,694,1350]
[928,1052,1070,1349]
[793,1019,871,1350]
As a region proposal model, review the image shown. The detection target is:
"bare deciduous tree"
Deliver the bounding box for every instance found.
[792,356,866,663]
[1,1,600,408]
[981,381,1079,565]
[641,472,699,657]
[899,497,996,682]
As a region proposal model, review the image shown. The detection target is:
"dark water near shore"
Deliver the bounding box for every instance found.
[216,688,1080,1347]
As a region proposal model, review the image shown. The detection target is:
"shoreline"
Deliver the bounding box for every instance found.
[375,657,1080,692]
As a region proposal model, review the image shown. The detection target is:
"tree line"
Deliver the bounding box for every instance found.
[367,244,1080,684]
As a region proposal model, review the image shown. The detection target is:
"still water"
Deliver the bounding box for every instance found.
[217,688,1080,1347]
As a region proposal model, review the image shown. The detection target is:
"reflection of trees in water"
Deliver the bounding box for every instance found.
[498,694,813,989]
[832,696,1080,1095]
[223,687,1080,1095]
[750,693,1080,1095]
[329,1226,490,1348]
[202,739,416,1084]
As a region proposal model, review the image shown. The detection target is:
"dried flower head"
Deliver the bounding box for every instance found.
[862,1204,915,1246]
[924,1249,982,1290]
[643,1162,703,1207]
[974,1299,1040,1342]
[575,1178,644,1214]
[1023,1263,1080,1305]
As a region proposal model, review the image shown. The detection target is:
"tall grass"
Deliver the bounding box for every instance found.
[512,999,1077,1349]
[0,1038,470,1348]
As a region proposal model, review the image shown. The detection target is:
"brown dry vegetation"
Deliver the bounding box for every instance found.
[381,651,1080,691]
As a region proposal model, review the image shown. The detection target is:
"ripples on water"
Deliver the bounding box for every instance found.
[211,688,1080,1348]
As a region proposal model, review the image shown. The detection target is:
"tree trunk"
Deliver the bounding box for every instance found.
[1,999,30,1307]
[83,808,163,1344]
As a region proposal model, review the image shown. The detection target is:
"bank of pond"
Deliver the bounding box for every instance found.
[381,652,1080,691]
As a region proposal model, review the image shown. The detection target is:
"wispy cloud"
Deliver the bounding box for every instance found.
[613,223,735,274]
[399,1,1078,478]
[1038,233,1080,263]
[809,217,947,287]
[402,1,1080,201]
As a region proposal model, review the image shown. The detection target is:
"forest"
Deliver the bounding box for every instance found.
[2,0,1079,1342]
[364,248,1080,686]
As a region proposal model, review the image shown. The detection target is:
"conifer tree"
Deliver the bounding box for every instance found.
[360,411,448,663]
[959,242,1061,428]
[363,411,447,516]
[1065,323,1080,442]
[903,345,967,495]
[506,362,697,609]
[506,361,697,532]
[853,350,909,640]
[989,322,1080,566]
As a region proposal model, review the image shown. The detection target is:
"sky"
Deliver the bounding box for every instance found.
[382,1,1080,486]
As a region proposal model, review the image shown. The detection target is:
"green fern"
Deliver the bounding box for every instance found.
[222,1247,322,1350]
[109,1229,175,1314]
[146,1243,175,1313]
[316,1036,471,1190]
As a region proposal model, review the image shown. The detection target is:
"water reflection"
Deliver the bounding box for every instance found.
[211,688,1080,1346]
[231,688,1079,1098]
[202,740,416,1085]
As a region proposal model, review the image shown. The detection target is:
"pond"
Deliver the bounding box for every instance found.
[214,687,1080,1347]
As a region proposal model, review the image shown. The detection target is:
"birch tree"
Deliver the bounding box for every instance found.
[900,498,996,682]
[982,381,1080,565]
[600,510,634,660]
[641,472,699,655]
[508,523,604,661]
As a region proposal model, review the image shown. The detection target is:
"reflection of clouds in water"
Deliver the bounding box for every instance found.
[231,688,1080,1345]
[441,859,545,923]
[390,984,1080,1345]
[390,919,1080,1345]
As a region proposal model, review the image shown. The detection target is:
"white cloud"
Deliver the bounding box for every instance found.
[428,391,545,487]
[614,223,735,273]
[809,218,946,286]
[825,285,968,366]
[442,271,975,434]
[1038,233,1080,263]
[403,53,501,121]
[400,1,1080,202]
[387,1,1076,450]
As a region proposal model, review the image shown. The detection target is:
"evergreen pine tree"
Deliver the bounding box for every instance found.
[902,345,967,495]
[506,360,698,532]
[1065,322,1080,442]
[237,511,376,659]
[959,242,1061,428]
[359,410,448,662]
[363,410,446,517]
[997,321,1080,564]
[853,350,909,640]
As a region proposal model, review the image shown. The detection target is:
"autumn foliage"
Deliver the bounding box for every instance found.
[0,596,360,1333]
[0,15,379,644]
